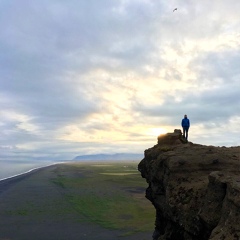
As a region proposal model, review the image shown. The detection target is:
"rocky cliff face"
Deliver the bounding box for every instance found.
[138,130,240,240]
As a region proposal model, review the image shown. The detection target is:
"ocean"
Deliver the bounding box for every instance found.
[0,159,63,181]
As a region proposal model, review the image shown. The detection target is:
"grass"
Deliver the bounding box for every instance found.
[51,161,155,234]
[4,162,155,235]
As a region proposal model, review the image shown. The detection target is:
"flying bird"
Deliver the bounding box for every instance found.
[173,8,177,12]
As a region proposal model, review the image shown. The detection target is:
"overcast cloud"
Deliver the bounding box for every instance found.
[0,0,239,161]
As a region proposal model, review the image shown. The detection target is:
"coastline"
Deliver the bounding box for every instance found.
[0,163,63,196]
[0,161,66,182]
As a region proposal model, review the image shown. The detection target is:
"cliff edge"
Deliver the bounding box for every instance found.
[138,130,240,240]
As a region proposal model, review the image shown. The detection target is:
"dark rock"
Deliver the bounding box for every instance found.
[138,130,240,240]
[212,159,219,164]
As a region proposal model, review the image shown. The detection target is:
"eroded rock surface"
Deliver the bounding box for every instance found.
[138,130,240,240]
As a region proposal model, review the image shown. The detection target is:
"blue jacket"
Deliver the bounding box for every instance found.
[182,118,190,128]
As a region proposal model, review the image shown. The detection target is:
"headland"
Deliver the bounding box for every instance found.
[138,129,240,240]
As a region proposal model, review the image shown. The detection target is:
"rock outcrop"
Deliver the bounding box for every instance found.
[138,130,240,240]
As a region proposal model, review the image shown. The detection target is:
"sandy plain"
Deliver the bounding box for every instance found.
[0,162,154,240]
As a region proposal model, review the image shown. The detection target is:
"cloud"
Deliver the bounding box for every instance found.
[0,0,240,160]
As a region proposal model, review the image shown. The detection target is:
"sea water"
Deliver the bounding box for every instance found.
[0,159,63,181]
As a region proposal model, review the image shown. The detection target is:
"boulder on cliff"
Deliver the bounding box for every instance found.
[138,130,240,240]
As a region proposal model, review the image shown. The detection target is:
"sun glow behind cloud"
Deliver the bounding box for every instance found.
[147,128,167,137]
[0,0,239,160]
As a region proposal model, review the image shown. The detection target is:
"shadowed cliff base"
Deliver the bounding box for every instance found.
[138,129,240,240]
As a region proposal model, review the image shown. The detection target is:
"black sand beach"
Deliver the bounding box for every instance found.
[0,163,153,240]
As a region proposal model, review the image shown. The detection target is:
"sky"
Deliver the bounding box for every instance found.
[0,0,239,161]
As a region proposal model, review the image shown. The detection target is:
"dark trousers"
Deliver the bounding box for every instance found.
[182,127,189,140]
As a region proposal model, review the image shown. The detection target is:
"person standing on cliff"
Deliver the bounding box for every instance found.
[181,114,190,140]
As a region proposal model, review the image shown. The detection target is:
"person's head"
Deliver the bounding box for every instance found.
[184,114,187,118]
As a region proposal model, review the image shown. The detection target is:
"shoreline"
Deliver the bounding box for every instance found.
[0,160,139,183]
[0,161,66,182]
[0,163,64,196]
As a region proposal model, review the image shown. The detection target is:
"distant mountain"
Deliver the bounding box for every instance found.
[73,153,143,161]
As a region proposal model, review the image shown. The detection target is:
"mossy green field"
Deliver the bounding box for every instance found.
[51,161,155,235]
[1,161,155,238]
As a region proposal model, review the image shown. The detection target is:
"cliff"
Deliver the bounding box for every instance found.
[138,130,240,240]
